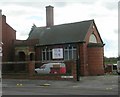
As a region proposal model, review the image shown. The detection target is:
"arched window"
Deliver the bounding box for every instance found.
[89,33,97,43]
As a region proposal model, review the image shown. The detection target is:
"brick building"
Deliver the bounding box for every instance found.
[14,6,105,76]
[1,6,105,78]
[0,10,16,71]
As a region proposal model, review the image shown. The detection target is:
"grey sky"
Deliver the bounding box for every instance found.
[0,0,119,57]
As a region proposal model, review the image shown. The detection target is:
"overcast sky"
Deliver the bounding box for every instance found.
[0,0,119,58]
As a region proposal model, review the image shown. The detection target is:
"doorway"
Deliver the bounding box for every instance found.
[15,51,26,72]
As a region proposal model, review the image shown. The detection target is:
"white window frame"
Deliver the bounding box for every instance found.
[64,46,77,60]
[42,48,52,61]
[89,33,97,43]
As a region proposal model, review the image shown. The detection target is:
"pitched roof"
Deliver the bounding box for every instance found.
[28,20,94,45]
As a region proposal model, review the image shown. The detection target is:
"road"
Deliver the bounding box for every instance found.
[1,75,119,95]
[2,86,118,95]
[0,77,1,96]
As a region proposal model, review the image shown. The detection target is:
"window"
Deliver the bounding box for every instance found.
[41,46,77,61]
[64,46,76,60]
[48,49,52,60]
[89,33,97,43]
[64,47,69,60]
[72,47,77,59]
[42,48,52,61]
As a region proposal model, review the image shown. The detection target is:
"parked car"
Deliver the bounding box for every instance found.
[35,62,66,74]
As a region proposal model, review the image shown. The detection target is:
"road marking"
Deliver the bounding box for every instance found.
[38,83,51,87]
[72,86,79,88]
[106,88,112,90]
[36,86,45,87]
[16,84,23,87]
[43,83,50,86]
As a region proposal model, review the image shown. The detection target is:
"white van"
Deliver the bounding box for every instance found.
[35,63,66,74]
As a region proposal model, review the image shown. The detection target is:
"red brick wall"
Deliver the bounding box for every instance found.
[84,22,104,76]
[2,15,16,62]
[28,61,35,76]
[2,15,16,72]
[79,43,104,76]
[35,47,42,61]
[79,43,89,76]
[88,46,104,75]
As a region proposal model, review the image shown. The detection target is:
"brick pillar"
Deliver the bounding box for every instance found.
[71,61,77,81]
[28,61,35,76]
[79,44,89,76]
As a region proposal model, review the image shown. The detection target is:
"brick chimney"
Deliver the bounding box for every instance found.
[46,5,54,27]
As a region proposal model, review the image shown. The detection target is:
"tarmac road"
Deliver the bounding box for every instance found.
[1,75,119,95]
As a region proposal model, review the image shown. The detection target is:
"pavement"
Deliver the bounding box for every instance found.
[1,74,119,95]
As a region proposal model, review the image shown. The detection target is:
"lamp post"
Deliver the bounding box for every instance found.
[76,43,80,81]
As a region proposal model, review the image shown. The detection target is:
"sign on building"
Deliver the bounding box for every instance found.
[52,48,63,59]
